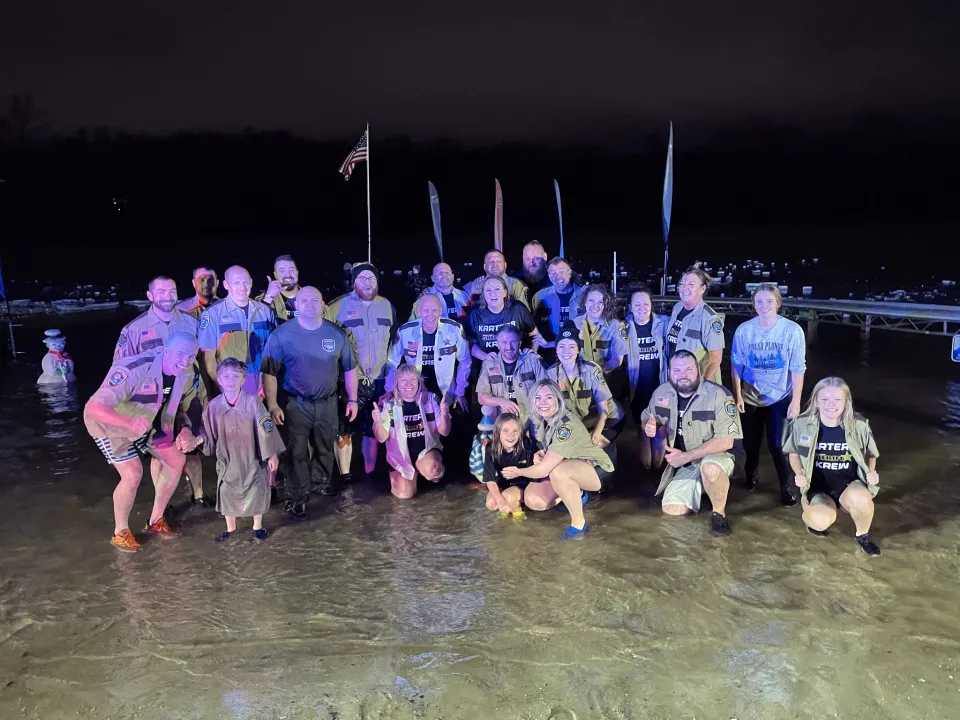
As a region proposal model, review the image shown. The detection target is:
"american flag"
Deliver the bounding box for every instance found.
[338,131,368,181]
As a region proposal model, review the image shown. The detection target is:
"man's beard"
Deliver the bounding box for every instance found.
[525,264,547,283]
[281,278,298,291]
[153,300,176,313]
[669,378,699,395]
[356,285,377,301]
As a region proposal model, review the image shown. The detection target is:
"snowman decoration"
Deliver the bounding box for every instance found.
[37,329,76,384]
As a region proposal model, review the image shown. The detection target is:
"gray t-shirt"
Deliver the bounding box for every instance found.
[260,320,356,400]
[730,317,807,406]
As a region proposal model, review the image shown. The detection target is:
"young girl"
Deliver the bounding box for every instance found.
[200,358,284,542]
[372,364,451,499]
[483,413,541,517]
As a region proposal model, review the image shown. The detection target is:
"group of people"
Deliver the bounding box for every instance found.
[84,241,883,556]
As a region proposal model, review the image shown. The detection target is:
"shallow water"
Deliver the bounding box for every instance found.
[1,313,960,719]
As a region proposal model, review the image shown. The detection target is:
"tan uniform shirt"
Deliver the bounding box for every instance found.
[324,293,396,381]
[113,307,198,361]
[547,359,624,429]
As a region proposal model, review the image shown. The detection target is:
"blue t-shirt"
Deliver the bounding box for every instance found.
[633,319,660,386]
[730,317,807,406]
[260,320,356,400]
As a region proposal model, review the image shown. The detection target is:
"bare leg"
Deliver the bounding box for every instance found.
[662,504,693,516]
[802,494,838,532]
[113,458,144,534]
[335,434,353,476]
[225,515,238,532]
[362,436,378,475]
[184,454,204,499]
[253,514,263,530]
[523,480,559,511]
[701,461,730,517]
[840,484,875,535]
[500,486,522,512]
[549,459,602,530]
[149,447,186,525]
[415,451,445,483]
[389,469,417,499]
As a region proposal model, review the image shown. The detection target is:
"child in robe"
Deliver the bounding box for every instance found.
[199,358,284,541]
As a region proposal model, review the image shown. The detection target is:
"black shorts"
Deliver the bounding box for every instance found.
[594,463,614,492]
[808,477,853,506]
[339,377,384,439]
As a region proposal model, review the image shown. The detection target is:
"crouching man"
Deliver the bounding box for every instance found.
[640,349,743,536]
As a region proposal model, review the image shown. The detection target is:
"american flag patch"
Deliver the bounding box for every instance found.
[799,434,811,446]
[140,328,158,340]
[140,380,158,394]
[656,396,670,407]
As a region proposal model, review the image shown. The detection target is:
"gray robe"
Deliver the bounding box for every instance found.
[202,392,285,517]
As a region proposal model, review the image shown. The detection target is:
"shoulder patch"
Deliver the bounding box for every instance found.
[108,367,129,387]
[711,317,724,334]
[199,313,210,331]
[619,323,628,340]
[556,423,573,441]
[798,434,812,447]
[594,366,605,384]
[116,334,127,347]
[259,416,275,435]
[724,400,738,417]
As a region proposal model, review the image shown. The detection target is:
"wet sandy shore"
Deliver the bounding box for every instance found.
[1,315,959,719]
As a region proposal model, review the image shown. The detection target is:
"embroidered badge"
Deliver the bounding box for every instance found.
[259,416,275,434]
[594,367,604,383]
[140,328,158,340]
[199,313,210,331]
[799,434,812,447]
[724,400,738,417]
[322,338,336,352]
[116,335,127,347]
[556,423,573,441]
[656,396,670,407]
[728,423,738,434]
[711,318,723,334]
[108,368,129,387]
[619,323,628,340]
[140,380,158,394]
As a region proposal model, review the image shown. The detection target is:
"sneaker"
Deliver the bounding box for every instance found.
[111,529,141,552]
[144,517,178,538]
[283,500,294,514]
[555,491,589,512]
[253,528,269,540]
[313,485,338,496]
[510,510,526,521]
[215,531,232,543]
[807,526,828,538]
[781,490,798,507]
[340,472,354,484]
[710,512,732,536]
[291,501,307,520]
[856,533,881,557]
[559,524,589,540]
[192,495,215,507]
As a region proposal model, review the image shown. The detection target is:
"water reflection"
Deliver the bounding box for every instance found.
[37,383,81,476]
[942,380,960,430]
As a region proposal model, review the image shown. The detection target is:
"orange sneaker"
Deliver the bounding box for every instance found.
[111,529,141,552]
[144,516,178,538]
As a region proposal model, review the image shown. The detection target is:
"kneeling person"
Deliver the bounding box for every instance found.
[640,349,742,536]
[372,365,451,499]
[200,358,284,541]
[83,332,205,552]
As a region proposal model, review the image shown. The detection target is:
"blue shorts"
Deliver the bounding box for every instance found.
[93,434,150,465]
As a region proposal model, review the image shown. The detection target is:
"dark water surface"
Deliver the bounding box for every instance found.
[1,312,959,719]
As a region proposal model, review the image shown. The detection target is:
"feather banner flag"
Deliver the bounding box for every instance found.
[494,179,504,252]
[428,181,443,260]
[662,122,674,246]
[554,179,565,258]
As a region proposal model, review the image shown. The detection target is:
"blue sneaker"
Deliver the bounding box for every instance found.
[215,531,232,543]
[253,528,269,540]
[559,524,589,540]
[555,491,589,511]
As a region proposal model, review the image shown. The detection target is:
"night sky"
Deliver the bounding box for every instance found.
[2,1,957,144]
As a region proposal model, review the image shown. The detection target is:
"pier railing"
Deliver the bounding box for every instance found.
[653,297,960,338]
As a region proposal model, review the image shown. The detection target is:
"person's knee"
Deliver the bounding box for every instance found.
[804,506,835,531]
[116,461,143,485]
[701,462,726,484]
[523,491,551,512]
[662,503,691,516]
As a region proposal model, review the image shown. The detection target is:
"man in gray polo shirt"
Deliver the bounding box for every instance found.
[262,287,358,518]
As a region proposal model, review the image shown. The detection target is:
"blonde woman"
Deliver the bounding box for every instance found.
[731,283,806,505]
[372,365,451,499]
[782,377,881,556]
[665,266,724,384]
[501,380,615,539]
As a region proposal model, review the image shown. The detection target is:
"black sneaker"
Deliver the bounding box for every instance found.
[283,500,294,514]
[192,495,214,508]
[312,484,338,496]
[781,490,798,507]
[340,472,354,484]
[856,533,881,557]
[710,512,732,536]
[291,501,307,520]
[807,526,828,538]
[743,472,759,492]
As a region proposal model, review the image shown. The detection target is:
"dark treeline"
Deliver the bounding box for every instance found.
[1,110,959,285]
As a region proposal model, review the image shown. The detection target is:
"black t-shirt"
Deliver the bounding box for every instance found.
[667,307,692,356]
[482,434,541,489]
[151,372,177,435]
[440,292,458,317]
[810,424,859,497]
[466,301,537,354]
[503,360,518,400]
[420,330,439,395]
[634,319,660,384]
[557,289,575,324]
[401,400,427,460]
[674,393,693,453]
[283,294,298,320]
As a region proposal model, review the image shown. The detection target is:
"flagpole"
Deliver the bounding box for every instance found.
[365,123,372,263]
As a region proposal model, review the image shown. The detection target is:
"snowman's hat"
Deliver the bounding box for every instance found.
[43,329,66,345]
